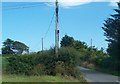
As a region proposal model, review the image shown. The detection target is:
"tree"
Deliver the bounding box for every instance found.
[102,2,120,70]
[2,38,29,54]
[74,40,88,51]
[2,38,14,54]
[12,41,29,54]
[60,35,74,47]
[60,35,88,50]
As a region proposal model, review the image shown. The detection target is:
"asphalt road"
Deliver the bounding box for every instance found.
[79,67,120,82]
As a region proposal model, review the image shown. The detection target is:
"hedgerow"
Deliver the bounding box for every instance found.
[5,47,81,79]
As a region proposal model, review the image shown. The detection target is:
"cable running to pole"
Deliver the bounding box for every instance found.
[44,11,55,39]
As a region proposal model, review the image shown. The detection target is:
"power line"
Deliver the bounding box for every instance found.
[31,11,55,52]
[2,3,56,52]
[43,11,55,39]
[32,40,42,51]
[1,3,44,10]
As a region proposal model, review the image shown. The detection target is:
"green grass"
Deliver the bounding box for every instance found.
[2,74,86,82]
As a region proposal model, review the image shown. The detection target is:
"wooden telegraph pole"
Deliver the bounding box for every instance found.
[55,0,59,57]
[42,37,43,55]
[91,38,92,48]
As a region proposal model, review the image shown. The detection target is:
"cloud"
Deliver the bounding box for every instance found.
[57,0,119,7]
[45,0,119,7]
[58,0,92,7]
[109,1,118,6]
[2,0,120,7]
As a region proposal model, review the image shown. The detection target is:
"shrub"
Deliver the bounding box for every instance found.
[81,61,89,68]
[87,63,95,69]
[6,55,36,75]
[32,64,45,76]
[58,47,80,66]
[36,55,57,75]
[5,47,82,77]
[42,47,55,57]
[65,65,73,76]
[55,61,81,79]
[55,61,65,75]
[71,67,81,79]
[65,65,81,79]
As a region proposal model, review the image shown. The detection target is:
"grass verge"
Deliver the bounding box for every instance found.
[2,74,87,82]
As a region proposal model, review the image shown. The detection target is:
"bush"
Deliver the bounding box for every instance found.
[5,47,82,78]
[55,61,65,75]
[36,55,57,75]
[81,61,89,68]
[58,47,80,66]
[55,61,81,79]
[32,63,45,76]
[65,65,81,79]
[71,67,81,79]
[87,63,95,69]
[6,55,36,75]
[6,54,56,75]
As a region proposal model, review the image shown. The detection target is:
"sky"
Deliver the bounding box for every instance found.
[1,1,118,52]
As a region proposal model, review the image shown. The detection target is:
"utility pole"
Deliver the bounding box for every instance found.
[42,38,43,55]
[91,38,92,48]
[55,0,59,57]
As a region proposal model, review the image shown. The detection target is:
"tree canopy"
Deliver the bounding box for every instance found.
[2,38,14,54]
[2,38,29,54]
[102,2,120,70]
[60,35,74,47]
[60,35,87,49]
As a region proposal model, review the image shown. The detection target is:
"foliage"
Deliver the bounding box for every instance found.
[2,38,29,54]
[55,61,66,75]
[60,35,74,47]
[102,2,120,71]
[74,40,88,51]
[37,55,56,75]
[12,41,29,54]
[58,47,80,66]
[2,39,14,54]
[60,35,88,51]
[6,54,36,75]
[60,35,117,75]
[32,64,45,76]
[55,61,82,79]
[4,47,83,79]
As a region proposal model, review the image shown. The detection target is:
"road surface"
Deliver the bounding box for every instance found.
[79,67,120,83]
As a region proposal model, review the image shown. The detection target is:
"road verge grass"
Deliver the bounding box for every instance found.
[2,74,87,82]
